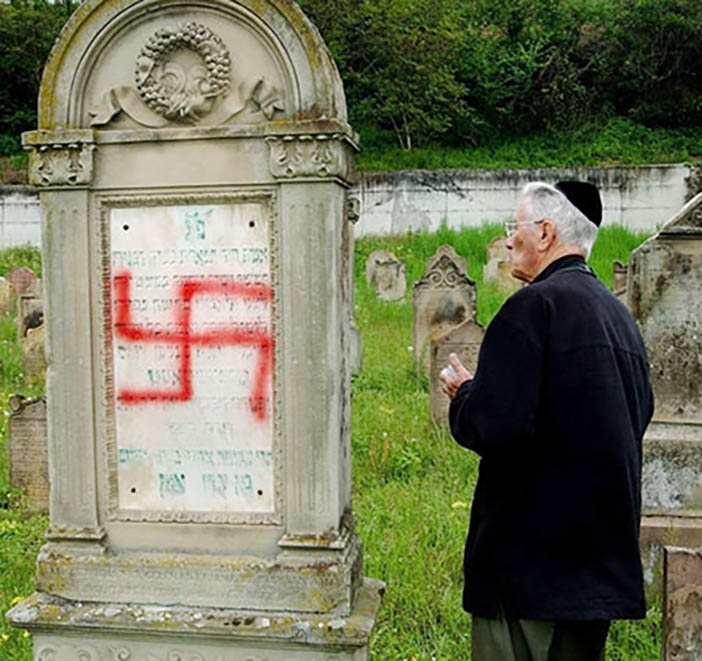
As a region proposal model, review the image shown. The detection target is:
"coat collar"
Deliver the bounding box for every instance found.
[531,254,590,285]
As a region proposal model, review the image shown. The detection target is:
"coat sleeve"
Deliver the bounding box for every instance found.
[448,295,545,459]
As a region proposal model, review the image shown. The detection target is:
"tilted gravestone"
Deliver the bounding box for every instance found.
[17,284,43,338]
[9,396,48,512]
[413,245,476,376]
[630,193,702,594]
[429,319,484,423]
[483,235,521,294]
[6,0,382,657]
[663,546,702,660]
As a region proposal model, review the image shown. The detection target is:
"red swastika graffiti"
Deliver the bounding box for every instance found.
[113,271,273,421]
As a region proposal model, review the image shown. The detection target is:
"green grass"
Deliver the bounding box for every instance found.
[356,118,702,172]
[0,229,658,658]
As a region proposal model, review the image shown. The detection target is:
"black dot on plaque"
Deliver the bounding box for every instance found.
[123,224,130,231]
[130,487,137,494]
[257,490,263,496]
[249,221,255,228]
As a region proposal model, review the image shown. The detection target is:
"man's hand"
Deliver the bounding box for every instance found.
[439,352,473,400]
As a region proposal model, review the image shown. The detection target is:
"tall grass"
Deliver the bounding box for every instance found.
[0,229,658,658]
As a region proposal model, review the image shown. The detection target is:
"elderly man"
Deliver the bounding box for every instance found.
[440,181,653,661]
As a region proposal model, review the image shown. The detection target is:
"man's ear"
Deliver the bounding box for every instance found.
[538,219,557,250]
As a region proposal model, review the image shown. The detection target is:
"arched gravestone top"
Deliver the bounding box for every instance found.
[36,0,347,130]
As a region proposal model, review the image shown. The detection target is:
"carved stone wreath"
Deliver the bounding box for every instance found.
[135,22,231,121]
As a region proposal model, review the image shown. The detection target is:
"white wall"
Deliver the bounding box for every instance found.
[0,186,41,249]
[355,165,691,236]
[0,165,691,247]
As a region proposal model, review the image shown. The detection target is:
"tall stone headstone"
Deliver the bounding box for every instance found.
[413,245,476,376]
[8,396,48,512]
[630,193,702,594]
[663,546,702,660]
[6,0,382,657]
[429,319,484,422]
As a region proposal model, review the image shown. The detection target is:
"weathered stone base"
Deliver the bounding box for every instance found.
[641,515,702,601]
[7,578,384,660]
[34,533,362,615]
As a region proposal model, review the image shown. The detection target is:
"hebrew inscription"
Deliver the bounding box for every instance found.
[110,203,274,515]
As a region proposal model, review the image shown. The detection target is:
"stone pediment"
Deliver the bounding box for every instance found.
[659,192,702,237]
[413,244,474,290]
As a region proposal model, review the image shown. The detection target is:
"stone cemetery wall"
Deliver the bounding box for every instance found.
[413,245,476,376]
[3,164,692,246]
[9,396,48,511]
[429,319,484,422]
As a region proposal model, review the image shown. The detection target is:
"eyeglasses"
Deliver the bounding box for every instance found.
[504,218,547,238]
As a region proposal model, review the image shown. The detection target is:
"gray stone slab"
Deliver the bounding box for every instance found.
[663,546,702,660]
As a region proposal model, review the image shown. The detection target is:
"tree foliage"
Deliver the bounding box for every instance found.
[2,0,702,155]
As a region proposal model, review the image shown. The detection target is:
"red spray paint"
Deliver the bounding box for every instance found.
[113,271,273,421]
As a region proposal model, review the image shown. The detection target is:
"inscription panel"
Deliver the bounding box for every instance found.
[109,202,274,517]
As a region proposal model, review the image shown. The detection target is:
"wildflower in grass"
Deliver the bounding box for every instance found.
[1,633,8,642]
[451,501,471,510]
[23,630,30,637]
[10,596,23,606]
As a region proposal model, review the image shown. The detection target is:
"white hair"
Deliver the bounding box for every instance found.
[519,182,599,258]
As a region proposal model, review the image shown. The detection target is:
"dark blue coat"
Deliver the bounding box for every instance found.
[449,254,653,620]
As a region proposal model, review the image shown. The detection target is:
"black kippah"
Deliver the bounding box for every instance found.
[555,181,602,227]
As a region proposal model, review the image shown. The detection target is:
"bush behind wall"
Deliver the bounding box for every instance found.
[2,0,702,156]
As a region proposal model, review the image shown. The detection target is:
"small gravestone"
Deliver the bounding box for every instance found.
[429,319,484,422]
[17,290,43,338]
[371,254,406,301]
[0,276,16,316]
[9,396,48,511]
[23,324,46,383]
[8,266,37,297]
[413,245,476,376]
[365,249,392,285]
[613,260,628,305]
[630,193,702,595]
[483,236,522,294]
[663,546,702,660]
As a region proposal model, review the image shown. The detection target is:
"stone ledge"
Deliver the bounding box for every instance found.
[6,578,384,649]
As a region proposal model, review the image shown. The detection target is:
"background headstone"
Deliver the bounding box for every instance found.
[17,289,43,338]
[613,260,628,305]
[365,249,393,285]
[0,276,16,316]
[482,236,522,294]
[372,254,406,301]
[663,546,702,660]
[23,324,46,383]
[9,396,48,511]
[429,319,485,422]
[8,265,37,297]
[413,245,476,376]
[630,192,702,596]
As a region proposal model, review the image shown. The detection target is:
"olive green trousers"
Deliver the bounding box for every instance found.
[471,616,610,661]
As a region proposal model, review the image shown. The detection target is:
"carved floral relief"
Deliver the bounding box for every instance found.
[89,23,284,128]
[266,134,349,179]
[27,142,95,187]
